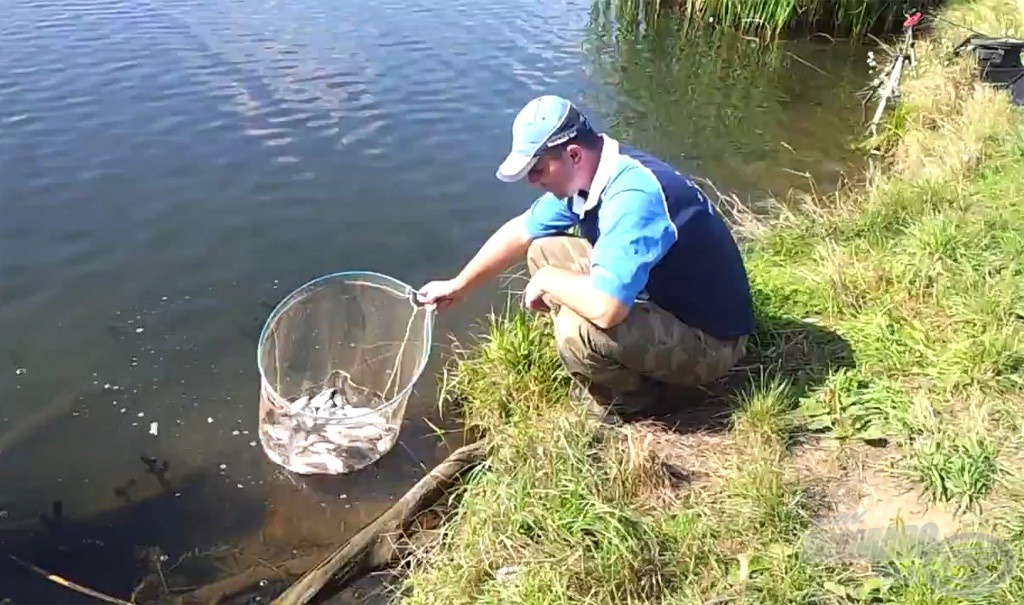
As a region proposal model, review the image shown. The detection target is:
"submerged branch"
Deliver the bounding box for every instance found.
[169,526,442,605]
[170,441,486,605]
[271,440,486,605]
[7,554,133,605]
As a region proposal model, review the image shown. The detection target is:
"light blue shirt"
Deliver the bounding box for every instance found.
[521,134,754,341]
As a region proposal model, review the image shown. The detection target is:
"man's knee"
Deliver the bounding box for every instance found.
[527,235,591,276]
[655,331,748,387]
[553,308,642,392]
[526,239,548,276]
[553,307,600,373]
[554,302,747,389]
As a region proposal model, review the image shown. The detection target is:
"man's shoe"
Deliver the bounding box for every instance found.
[594,379,665,420]
[569,382,623,426]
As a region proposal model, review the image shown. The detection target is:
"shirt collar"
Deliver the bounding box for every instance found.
[570,134,619,217]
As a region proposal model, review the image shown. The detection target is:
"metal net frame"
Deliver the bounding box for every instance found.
[257,271,434,420]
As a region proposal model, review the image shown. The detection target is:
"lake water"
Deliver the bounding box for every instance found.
[0,0,870,601]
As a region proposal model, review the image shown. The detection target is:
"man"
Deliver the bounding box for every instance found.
[417,95,754,417]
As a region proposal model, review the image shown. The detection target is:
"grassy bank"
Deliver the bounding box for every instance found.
[608,0,948,37]
[400,0,1024,603]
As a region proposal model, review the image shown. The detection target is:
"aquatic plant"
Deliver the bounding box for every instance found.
[606,0,951,38]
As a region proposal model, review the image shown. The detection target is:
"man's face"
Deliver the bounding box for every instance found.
[526,146,580,199]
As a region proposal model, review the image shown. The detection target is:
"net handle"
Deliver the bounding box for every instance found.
[408,288,432,309]
[380,289,436,401]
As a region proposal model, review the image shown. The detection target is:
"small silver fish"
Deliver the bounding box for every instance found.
[289,395,311,413]
[324,370,346,390]
[341,425,387,440]
[308,441,336,454]
[310,388,335,409]
[292,451,347,473]
[265,425,292,442]
[294,431,317,448]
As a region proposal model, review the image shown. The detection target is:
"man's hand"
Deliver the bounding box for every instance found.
[525,266,630,329]
[416,278,466,311]
[522,276,551,313]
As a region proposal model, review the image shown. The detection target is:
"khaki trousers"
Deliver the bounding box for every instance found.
[527,235,748,412]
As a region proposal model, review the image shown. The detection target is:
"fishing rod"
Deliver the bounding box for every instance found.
[865,9,922,137]
[865,5,1023,135]
[919,10,991,39]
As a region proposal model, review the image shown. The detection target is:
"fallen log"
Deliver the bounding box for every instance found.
[171,553,322,605]
[271,440,486,605]
[171,440,485,605]
[171,530,439,605]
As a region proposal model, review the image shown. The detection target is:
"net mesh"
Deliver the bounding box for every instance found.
[256,272,433,475]
[259,272,432,406]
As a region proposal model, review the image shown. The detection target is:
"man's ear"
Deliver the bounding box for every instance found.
[568,144,584,165]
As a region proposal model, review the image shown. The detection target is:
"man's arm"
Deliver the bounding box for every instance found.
[532,188,676,329]
[454,192,581,291]
[449,213,533,293]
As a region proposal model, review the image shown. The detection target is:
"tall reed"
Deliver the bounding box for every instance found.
[608,0,949,37]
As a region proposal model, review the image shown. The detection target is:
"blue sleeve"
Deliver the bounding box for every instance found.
[522,192,580,238]
[589,188,677,306]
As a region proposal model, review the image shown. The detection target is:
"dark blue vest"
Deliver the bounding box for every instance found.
[577,144,754,341]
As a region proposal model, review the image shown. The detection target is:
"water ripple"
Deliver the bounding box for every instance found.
[0,2,871,591]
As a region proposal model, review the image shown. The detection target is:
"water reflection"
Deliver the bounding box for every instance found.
[581,0,870,205]
[0,0,873,601]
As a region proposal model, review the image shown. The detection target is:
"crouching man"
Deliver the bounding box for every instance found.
[417,95,754,417]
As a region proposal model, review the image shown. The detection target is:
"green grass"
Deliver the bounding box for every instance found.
[396,0,1024,603]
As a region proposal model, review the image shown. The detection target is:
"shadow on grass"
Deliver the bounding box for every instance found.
[623,313,856,435]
